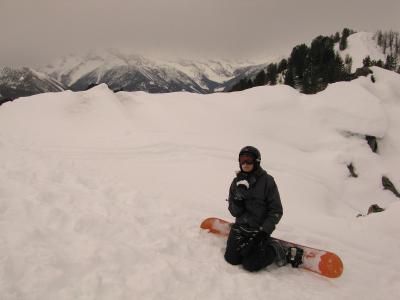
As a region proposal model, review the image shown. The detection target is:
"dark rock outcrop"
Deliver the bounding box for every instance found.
[382,176,400,198]
[366,135,378,153]
[347,163,358,178]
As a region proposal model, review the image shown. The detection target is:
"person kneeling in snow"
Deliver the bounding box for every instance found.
[225,146,286,272]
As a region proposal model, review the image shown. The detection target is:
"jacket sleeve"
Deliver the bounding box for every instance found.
[261,177,283,235]
[228,179,245,217]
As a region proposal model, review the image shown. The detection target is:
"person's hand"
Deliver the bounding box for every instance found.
[234,179,250,202]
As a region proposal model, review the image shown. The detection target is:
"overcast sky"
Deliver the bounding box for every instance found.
[1,0,400,67]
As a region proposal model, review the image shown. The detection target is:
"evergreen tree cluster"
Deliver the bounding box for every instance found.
[363,54,399,73]
[375,30,400,57]
[230,28,357,94]
[230,60,284,92]
[230,77,255,92]
[284,35,352,94]
[373,30,400,73]
[330,28,356,50]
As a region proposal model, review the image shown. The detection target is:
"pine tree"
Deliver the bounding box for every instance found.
[333,53,346,81]
[388,30,395,53]
[382,34,388,54]
[301,69,312,94]
[342,28,351,37]
[266,63,278,85]
[309,36,337,86]
[339,35,348,50]
[333,32,341,43]
[376,60,384,68]
[339,28,351,51]
[363,56,372,67]
[230,78,248,92]
[284,64,295,88]
[384,54,397,71]
[344,54,353,74]
[254,70,266,86]
[301,63,320,94]
[277,59,288,73]
[289,44,309,86]
[376,30,383,47]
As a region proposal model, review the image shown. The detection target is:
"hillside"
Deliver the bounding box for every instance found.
[229,30,399,93]
[0,67,399,299]
[336,31,387,72]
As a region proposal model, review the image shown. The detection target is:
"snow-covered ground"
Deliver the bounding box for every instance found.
[0,67,399,299]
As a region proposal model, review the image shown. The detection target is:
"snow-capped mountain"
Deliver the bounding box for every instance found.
[42,49,259,93]
[0,67,65,102]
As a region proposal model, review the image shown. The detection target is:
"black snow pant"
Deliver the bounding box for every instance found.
[224,228,276,272]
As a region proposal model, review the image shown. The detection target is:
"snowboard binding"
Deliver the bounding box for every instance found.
[287,247,304,268]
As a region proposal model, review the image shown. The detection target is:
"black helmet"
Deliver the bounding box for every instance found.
[238,146,261,170]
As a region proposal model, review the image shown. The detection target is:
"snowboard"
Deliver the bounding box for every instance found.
[200,217,343,278]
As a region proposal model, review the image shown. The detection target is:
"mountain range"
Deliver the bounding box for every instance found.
[0,53,266,102]
[41,51,266,93]
[0,67,66,103]
[0,31,394,102]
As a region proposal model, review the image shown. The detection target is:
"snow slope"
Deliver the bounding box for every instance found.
[336,31,386,72]
[0,67,399,299]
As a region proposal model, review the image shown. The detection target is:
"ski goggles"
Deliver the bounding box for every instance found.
[239,155,254,165]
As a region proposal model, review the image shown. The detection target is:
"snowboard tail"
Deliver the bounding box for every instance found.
[200,217,343,279]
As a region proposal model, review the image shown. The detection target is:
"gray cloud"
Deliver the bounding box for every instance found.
[1,0,400,67]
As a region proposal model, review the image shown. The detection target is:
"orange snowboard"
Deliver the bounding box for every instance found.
[201,217,343,279]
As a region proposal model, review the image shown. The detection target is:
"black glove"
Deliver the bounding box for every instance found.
[232,224,264,256]
[233,178,250,202]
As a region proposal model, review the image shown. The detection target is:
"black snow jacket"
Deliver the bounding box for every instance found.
[228,167,283,235]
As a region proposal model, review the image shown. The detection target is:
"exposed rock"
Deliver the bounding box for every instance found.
[356,204,385,217]
[382,176,400,198]
[366,135,378,153]
[347,163,358,178]
[367,204,385,214]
